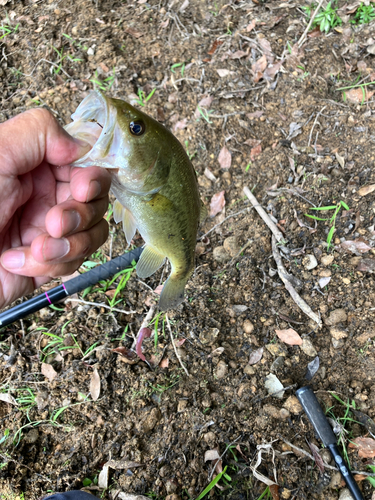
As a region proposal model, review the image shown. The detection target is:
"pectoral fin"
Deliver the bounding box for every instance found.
[113,200,137,244]
[136,245,166,279]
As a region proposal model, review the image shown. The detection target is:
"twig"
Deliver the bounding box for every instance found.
[65,298,136,315]
[277,435,337,471]
[198,207,252,241]
[0,453,52,482]
[243,187,286,244]
[272,236,321,326]
[297,0,325,48]
[165,314,190,377]
[227,239,253,267]
[22,58,71,78]
[308,106,326,147]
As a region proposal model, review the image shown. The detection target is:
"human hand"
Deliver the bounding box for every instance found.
[0,108,112,308]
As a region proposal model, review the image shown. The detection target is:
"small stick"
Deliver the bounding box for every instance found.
[308,106,326,147]
[207,435,242,482]
[165,314,190,377]
[272,236,321,326]
[277,435,337,471]
[243,186,286,244]
[297,0,325,48]
[66,298,136,315]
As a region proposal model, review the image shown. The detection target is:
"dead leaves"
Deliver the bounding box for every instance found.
[90,368,101,401]
[343,87,375,104]
[218,145,232,169]
[210,191,226,217]
[349,437,375,458]
[358,184,375,197]
[41,362,58,381]
[275,328,302,346]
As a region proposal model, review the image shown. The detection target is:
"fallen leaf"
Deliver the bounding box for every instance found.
[358,184,375,197]
[250,144,262,161]
[275,328,302,346]
[210,191,226,217]
[218,145,231,169]
[154,284,164,295]
[41,363,58,381]
[125,26,143,38]
[194,95,214,118]
[252,55,267,80]
[264,61,283,81]
[340,239,372,254]
[335,152,345,168]
[204,449,220,462]
[349,437,375,458]
[0,393,18,405]
[136,327,152,361]
[248,347,263,365]
[207,39,223,55]
[244,138,262,147]
[160,19,170,28]
[344,87,374,104]
[269,484,280,500]
[90,368,101,401]
[258,38,274,61]
[308,442,325,473]
[216,69,231,77]
[173,119,188,131]
[246,20,256,32]
[246,111,264,120]
[319,277,331,288]
[229,50,248,59]
[112,347,137,361]
[159,357,169,368]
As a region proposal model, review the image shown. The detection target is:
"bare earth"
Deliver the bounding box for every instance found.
[1,1,375,499]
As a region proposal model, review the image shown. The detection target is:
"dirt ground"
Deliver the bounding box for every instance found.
[1,0,375,499]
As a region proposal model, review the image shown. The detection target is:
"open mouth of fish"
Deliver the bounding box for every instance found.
[65,90,125,170]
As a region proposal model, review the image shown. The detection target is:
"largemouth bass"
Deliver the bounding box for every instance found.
[65,91,205,310]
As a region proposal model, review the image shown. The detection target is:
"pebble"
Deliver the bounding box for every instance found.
[279,408,290,419]
[177,399,188,412]
[232,305,248,314]
[264,373,284,399]
[223,236,241,256]
[87,47,95,56]
[324,308,347,325]
[283,395,302,414]
[203,432,217,446]
[138,407,161,434]
[332,338,345,349]
[243,319,254,334]
[270,356,285,372]
[300,338,318,357]
[244,365,255,376]
[213,246,230,263]
[215,360,228,379]
[330,327,348,340]
[199,328,219,345]
[166,495,181,500]
[302,254,318,270]
[23,428,39,444]
[266,344,286,357]
[338,488,355,500]
[280,488,292,499]
[329,472,342,489]
[320,449,331,464]
[321,254,334,266]
[263,404,281,419]
[319,268,332,277]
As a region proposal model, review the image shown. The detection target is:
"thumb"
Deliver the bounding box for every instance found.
[0,108,91,176]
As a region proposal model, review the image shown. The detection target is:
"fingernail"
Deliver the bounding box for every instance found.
[87,180,101,202]
[43,238,70,261]
[1,251,25,269]
[62,210,81,235]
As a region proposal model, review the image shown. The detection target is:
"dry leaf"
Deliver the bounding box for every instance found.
[207,39,223,55]
[154,284,164,295]
[0,393,18,405]
[173,119,188,131]
[358,184,375,197]
[210,191,226,217]
[308,442,325,473]
[90,368,101,401]
[204,168,217,182]
[319,277,331,288]
[248,347,263,365]
[244,138,262,147]
[340,239,372,254]
[344,87,374,104]
[246,20,256,32]
[258,38,273,61]
[229,50,248,59]
[250,144,262,161]
[41,363,58,381]
[194,95,214,118]
[159,357,169,368]
[264,61,283,81]
[136,327,152,361]
[275,328,302,345]
[252,55,267,77]
[218,146,231,169]
[216,69,231,77]
[125,26,143,38]
[246,111,264,120]
[349,437,375,458]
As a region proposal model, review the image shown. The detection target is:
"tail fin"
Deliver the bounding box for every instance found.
[159,275,188,311]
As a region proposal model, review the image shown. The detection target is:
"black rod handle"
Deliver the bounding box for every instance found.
[296,387,364,500]
[0,247,143,328]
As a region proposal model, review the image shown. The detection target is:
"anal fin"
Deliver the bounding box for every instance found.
[113,199,124,224]
[159,275,187,311]
[136,245,166,279]
[123,208,137,245]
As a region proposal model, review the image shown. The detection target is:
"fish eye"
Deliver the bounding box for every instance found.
[129,120,145,136]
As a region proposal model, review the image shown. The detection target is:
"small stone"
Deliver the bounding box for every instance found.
[213,246,230,263]
[177,399,188,412]
[23,428,39,444]
[215,360,228,379]
[339,488,355,500]
[283,395,302,415]
[330,327,348,340]
[264,373,284,399]
[138,407,161,433]
[324,308,347,326]
[319,268,332,277]
[232,305,248,314]
[332,338,345,349]
[87,47,95,56]
[329,471,342,489]
[263,404,281,419]
[266,344,286,357]
[302,254,318,270]
[342,277,351,284]
[243,319,254,334]
[279,408,290,419]
[165,480,178,495]
[321,254,334,266]
[270,356,285,371]
[320,449,332,465]
[223,236,241,256]
[244,365,255,376]
[280,488,292,499]
[203,432,217,446]
[300,338,318,357]
[199,328,219,345]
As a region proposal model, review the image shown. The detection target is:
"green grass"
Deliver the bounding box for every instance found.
[90,67,116,91]
[170,62,185,76]
[134,87,156,106]
[51,45,82,74]
[302,1,342,33]
[196,105,214,124]
[0,23,19,40]
[305,200,349,250]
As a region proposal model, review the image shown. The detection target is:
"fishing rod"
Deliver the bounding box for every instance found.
[0,247,143,328]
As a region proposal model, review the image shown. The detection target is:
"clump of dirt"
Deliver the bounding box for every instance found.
[1,1,375,499]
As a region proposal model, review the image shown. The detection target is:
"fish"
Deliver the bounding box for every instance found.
[65,90,205,310]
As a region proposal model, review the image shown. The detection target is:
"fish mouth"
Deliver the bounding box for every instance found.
[65,90,125,169]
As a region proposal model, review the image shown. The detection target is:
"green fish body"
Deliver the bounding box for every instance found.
[65,91,203,310]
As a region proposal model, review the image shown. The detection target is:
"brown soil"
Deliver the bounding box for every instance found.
[1,1,375,499]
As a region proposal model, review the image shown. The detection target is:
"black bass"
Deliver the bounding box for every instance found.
[65,91,205,310]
